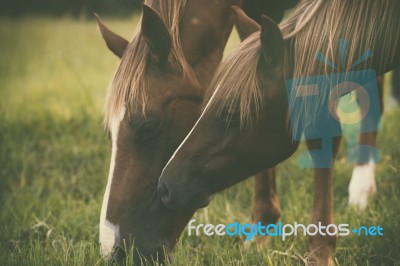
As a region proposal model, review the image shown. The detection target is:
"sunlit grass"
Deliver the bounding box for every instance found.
[0,16,399,265]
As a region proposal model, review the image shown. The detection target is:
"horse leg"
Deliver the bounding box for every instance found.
[251,168,281,247]
[348,76,383,209]
[389,67,400,107]
[307,136,341,266]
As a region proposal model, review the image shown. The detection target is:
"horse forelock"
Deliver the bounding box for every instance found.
[205,32,262,128]
[104,0,195,131]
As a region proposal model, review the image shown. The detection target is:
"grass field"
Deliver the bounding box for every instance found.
[1,16,400,265]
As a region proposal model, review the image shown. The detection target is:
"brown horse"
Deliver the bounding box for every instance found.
[98,0,300,261]
[159,1,400,264]
[96,0,297,263]
[97,0,240,263]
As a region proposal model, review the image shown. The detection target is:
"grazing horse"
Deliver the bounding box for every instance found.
[158,0,400,264]
[97,0,298,263]
[97,0,240,263]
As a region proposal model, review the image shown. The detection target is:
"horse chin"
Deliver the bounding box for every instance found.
[162,191,211,210]
[188,192,211,209]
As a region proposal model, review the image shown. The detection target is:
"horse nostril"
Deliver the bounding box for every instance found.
[157,182,170,203]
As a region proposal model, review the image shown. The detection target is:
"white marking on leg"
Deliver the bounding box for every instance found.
[100,107,125,257]
[388,94,399,108]
[348,160,377,210]
[160,85,221,177]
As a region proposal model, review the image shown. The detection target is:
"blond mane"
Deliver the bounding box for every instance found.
[104,0,193,130]
[281,0,400,133]
[205,32,262,127]
[206,0,400,131]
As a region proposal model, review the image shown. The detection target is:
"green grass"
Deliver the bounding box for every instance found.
[1,16,400,265]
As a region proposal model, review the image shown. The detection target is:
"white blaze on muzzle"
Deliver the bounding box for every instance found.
[100,107,125,257]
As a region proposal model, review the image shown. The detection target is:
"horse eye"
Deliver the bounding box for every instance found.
[136,120,162,142]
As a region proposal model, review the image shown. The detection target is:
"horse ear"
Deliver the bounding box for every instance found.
[260,15,284,67]
[231,6,260,41]
[95,13,129,58]
[141,4,171,65]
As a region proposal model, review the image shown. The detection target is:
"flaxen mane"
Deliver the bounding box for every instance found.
[281,0,400,134]
[205,32,263,127]
[206,0,400,133]
[104,0,193,130]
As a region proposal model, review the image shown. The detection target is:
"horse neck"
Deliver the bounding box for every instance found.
[284,35,400,79]
[281,0,400,77]
[179,0,241,89]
